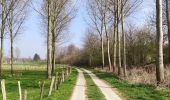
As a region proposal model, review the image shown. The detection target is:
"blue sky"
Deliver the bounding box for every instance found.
[4,0,154,59]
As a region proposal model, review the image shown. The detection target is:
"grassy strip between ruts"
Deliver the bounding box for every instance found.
[84,72,106,100]
[0,67,78,100]
[93,70,170,100]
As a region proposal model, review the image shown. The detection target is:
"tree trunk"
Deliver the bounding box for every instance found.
[9,6,14,75]
[101,37,105,69]
[51,36,56,75]
[166,0,170,63]
[0,0,5,76]
[156,0,164,84]
[121,0,127,77]
[89,54,92,67]
[107,38,112,71]
[113,0,117,73]
[0,32,4,76]
[117,0,122,76]
[10,25,14,75]
[51,0,56,75]
[113,24,117,72]
[47,0,52,79]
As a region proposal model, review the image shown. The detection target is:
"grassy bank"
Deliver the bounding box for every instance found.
[0,66,77,100]
[93,70,170,100]
[84,72,106,100]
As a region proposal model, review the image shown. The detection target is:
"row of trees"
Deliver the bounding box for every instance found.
[86,0,143,77]
[85,0,168,84]
[0,0,29,76]
[57,0,169,84]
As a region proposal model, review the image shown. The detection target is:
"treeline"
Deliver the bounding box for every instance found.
[57,25,156,67]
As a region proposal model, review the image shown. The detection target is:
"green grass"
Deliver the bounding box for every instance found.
[0,66,77,100]
[93,70,170,100]
[44,69,78,100]
[84,72,106,100]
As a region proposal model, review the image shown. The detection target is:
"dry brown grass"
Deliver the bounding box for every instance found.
[126,64,170,87]
[95,64,170,87]
[126,66,156,85]
[2,64,46,71]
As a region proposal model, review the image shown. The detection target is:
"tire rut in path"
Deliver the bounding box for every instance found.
[84,69,122,100]
[71,69,86,100]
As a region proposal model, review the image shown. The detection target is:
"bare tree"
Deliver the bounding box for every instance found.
[7,0,29,75]
[121,0,127,77]
[50,0,75,75]
[103,0,113,71]
[116,0,122,75]
[0,0,16,76]
[87,0,105,69]
[156,0,164,84]
[39,0,76,78]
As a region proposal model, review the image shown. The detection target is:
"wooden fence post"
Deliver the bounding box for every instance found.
[39,81,45,100]
[68,66,72,74]
[54,72,58,90]
[57,73,61,89]
[62,71,64,82]
[48,76,55,96]
[66,67,69,76]
[18,81,22,100]
[38,81,41,88]
[23,89,27,100]
[1,80,7,100]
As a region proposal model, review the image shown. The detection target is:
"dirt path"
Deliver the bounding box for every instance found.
[71,69,86,100]
[84,69,122,100]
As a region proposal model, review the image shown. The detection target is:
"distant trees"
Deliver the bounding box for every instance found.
[56,44,84,65]
[33,53,41,61]
[15,47,21,61]
[126,25,156,66]
[83,29,100,67]
[57,25,156,67]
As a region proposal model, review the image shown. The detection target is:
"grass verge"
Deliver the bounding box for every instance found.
[93,70,170,100]
[84,72,106,100]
